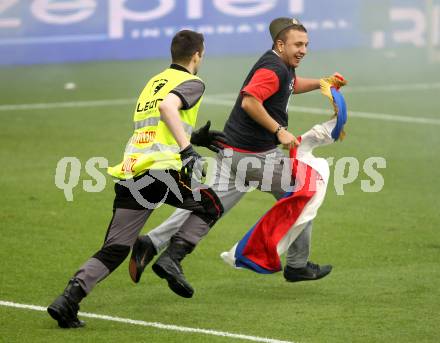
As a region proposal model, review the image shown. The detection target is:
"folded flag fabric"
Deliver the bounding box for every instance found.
[221,88,348,273]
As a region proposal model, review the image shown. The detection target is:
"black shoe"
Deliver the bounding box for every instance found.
[152,252,194,298]
[284,261,332,282]
[129,235,157,283]
[152,238,195,298]
[153,238,195,298]
[47,278,86,328]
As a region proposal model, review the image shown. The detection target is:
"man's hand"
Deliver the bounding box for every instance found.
[320,75,343,114]
[276,128,300,147]
[190,120,228,153]
[180,144,204,183]
[321,73,347,90]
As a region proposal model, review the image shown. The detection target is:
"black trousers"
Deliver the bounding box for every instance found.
[113,169,223,226]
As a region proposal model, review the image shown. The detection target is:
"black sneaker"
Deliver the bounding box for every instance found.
[152,253,194,298]
[129,235,157,283]
[283,261,332,282]
[47,279,86,328]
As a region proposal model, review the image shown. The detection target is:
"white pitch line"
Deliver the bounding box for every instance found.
[291,105,440,125]
[203,98,440,126]
[0,98,136,111]
[0,300,296,343]
[0,96,438,126]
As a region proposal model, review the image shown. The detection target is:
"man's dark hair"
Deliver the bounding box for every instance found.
[171,30,204,64]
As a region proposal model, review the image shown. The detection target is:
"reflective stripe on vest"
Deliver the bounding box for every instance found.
[124,142,180,155]
[134,117,194,135]
[108,67,203,179]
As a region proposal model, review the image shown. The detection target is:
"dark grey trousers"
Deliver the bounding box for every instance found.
[74,170,223,294]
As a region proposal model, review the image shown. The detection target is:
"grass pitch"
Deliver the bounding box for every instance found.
[1,48,439,343]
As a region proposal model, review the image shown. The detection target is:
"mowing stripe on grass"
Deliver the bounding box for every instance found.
[0,300,296,343]
[0,96,439,126]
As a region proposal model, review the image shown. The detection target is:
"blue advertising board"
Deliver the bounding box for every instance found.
[0,0,435,65]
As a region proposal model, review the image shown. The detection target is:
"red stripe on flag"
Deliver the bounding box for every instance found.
[290,136,302,179]
[241,157,316,272]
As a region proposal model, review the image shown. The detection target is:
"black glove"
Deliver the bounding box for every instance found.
[190,120,228,153]
[180,144,203,183]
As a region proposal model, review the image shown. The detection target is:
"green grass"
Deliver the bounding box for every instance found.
[1,48,439,343]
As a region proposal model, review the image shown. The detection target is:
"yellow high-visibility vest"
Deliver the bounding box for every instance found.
[108,67,203,179]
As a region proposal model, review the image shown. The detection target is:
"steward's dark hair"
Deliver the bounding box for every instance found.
[171,30,204,63]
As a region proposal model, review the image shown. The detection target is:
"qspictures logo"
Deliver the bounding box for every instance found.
[54,152,386,205]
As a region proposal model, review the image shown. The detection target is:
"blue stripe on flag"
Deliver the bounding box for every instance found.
[330,88,347,140]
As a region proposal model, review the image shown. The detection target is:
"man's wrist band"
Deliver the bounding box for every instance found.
[274,125,283,135]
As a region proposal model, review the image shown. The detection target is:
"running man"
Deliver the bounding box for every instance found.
[47,30,226,328]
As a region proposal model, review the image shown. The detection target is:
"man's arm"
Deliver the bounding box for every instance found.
[294,77,320,94]
[158,93,190,150]
[241,94,299,146]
